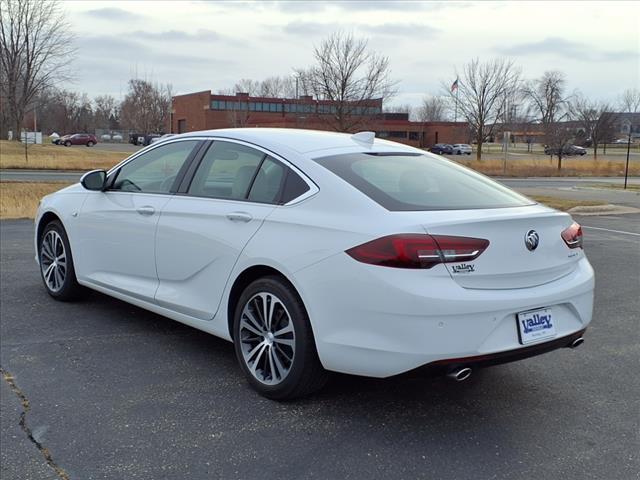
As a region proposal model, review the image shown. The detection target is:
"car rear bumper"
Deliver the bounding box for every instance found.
[408,328,586,377]
[294,255,594,378]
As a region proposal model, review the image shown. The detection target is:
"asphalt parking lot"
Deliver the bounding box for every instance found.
[1,215,638,480]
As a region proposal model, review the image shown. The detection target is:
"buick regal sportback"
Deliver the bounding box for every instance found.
[35,129,594,399]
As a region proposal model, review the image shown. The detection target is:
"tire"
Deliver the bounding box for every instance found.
[64,141,71,147]
[233,276,329,400]
[86,141,94,147]
[456,150,461,155]
[38,220,85,301]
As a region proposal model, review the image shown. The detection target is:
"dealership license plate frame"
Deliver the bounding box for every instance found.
[516,307,557,345]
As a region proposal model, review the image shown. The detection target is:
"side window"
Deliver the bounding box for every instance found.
[112,140,198,193]
[188,141,265,199]
[247,156,286,203]
[280,169,311,204]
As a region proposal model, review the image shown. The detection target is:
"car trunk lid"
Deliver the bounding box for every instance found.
[415,207,581,289]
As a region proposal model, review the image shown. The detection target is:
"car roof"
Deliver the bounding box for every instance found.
[173,128,420,156]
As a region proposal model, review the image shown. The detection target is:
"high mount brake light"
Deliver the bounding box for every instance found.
[561,222,583,249]
[346,234,490,269]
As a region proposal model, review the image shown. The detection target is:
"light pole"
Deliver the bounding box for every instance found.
[624,125,631,189]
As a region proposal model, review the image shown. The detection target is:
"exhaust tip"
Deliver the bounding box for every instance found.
[448,367,472,382]
[570,337,584,349]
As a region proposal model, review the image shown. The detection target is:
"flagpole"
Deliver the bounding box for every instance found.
[454,87,459,123]
[452,78,459,123]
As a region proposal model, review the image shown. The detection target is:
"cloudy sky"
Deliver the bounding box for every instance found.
[63,0,639,108]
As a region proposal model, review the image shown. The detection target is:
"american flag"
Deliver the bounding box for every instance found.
[451,78,459,93]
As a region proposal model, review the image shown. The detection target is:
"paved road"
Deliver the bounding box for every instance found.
[0,169,86,182]
[1,217,638,480]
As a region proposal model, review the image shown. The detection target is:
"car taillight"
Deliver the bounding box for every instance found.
[346,234,490,269]
[561,222,583,249]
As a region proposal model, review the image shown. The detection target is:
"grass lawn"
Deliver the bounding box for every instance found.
[0,140,127,170]
[0,181,71,219]
[529,195,607,211]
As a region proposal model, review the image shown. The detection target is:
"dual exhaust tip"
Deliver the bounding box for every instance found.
[447,367,473,382]
[570,337,584,349]
[447,337,585,382]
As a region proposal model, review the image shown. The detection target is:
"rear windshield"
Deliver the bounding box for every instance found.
[313,152,534,211]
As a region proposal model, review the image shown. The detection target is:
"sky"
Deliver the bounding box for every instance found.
[62,0,639,109]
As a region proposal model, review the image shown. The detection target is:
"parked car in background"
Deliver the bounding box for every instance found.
[452,144,472,155]
[544,145,587,156]
[150,133,175,144]
[112,134,123,142]
[50,133,61,144]
[59,133,98,147]
[129,133,164,146]
[100,134,112,141]
[430,144,453,155]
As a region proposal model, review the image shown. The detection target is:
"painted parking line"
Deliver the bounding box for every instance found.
[582,226,640,237]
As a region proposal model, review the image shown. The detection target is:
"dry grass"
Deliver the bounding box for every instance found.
[0,140,127,170]
[529,195,607,211]
[0,181,71,219]
[455,157,640,177]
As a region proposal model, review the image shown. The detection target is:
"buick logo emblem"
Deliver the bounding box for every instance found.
[525,230,539,251]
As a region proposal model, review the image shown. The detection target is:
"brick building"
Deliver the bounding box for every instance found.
[171,90,468,148]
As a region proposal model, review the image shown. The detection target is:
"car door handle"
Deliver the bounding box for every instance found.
[226,212,252,223]
[136,206,156,216]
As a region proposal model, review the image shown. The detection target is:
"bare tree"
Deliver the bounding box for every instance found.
[522,71,568,125]
[33,87,94,134]
[296,32,397,132]
[94,95,118,130]
[445,58,521,160]
[571,94,616,159]
[417,96,449,122]
[226,96,252,127]
[220,76,298,99]
[523,71,573,169]
[620,88,640,114]
[0,0,75,139]
[233,78,260,96]
[259,76,296,98]
[120,79,172,133]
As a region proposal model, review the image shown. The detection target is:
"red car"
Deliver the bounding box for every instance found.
[60,133,98,147]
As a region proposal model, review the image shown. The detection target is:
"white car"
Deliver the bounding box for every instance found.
[35,129,594,399]
[452,143,472,155]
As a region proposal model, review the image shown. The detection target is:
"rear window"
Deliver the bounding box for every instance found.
[313,152,534,211]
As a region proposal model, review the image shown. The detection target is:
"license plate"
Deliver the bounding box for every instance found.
[517,308,556,345]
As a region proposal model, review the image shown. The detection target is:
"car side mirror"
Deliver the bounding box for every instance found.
[80,169,107,191]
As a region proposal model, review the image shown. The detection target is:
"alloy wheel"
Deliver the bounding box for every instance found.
[239,292,296,385]
[40,230,67,292]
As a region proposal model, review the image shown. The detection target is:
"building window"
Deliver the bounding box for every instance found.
[409,132,419,140]
[389,131,407,138]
